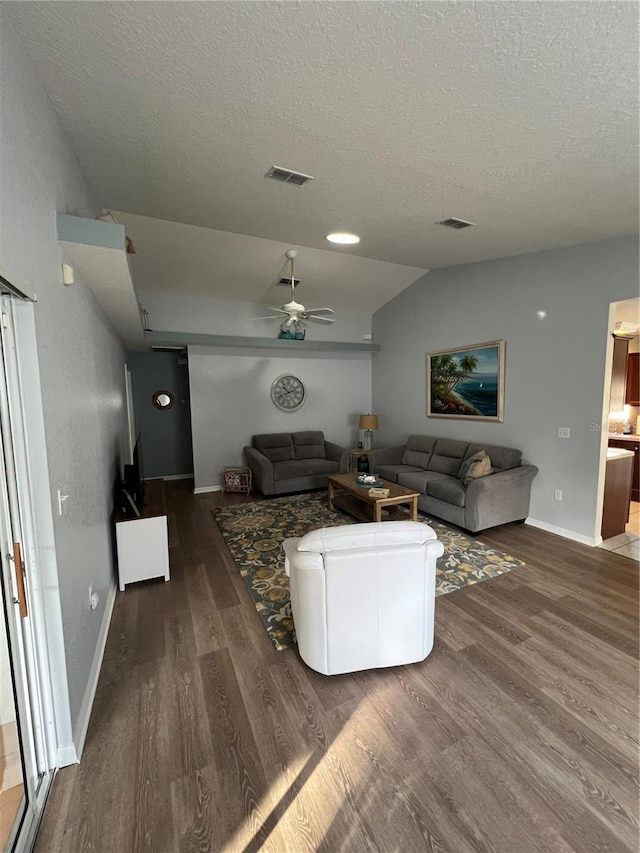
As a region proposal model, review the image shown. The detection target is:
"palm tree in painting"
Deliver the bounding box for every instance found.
[431,353,479,409]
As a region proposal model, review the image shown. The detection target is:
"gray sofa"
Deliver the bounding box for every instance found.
[367,434,537,533]
[244,431,348,496]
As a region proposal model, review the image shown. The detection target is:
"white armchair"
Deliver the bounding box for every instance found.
[283,521,444,676]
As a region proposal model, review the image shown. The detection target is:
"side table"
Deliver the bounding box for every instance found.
[348,448,368,474]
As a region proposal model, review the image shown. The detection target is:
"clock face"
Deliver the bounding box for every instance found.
[271,374,306,411]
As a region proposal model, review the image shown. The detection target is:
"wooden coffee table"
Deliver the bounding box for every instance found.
[327,473,420,523]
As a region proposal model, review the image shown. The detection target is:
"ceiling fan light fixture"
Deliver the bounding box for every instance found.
[326,232,360,245]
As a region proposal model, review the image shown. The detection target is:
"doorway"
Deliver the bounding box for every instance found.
[599,297,640,559]
[127,350,194,479]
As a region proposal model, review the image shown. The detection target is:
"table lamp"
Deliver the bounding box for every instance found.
[359,414,379,451]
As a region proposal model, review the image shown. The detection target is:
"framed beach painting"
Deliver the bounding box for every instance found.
[427,340,505,422]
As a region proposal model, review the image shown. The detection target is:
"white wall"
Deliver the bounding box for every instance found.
[0,16,128,746]
[138,289,372,343]
[189,346,372,490]
[372,235,639,543]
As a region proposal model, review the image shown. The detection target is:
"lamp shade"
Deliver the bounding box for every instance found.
[359,414,379,431]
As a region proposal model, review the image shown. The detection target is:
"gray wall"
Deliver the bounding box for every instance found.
[138,289,372,343]
[372,235,639,542]
[127,351,193,478]
[188,346,372,491]
[0,17,128,732]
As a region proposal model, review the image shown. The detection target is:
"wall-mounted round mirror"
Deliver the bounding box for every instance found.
[151,390,174,410]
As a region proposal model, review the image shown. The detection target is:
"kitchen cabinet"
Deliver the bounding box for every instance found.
[601,449,634,540]
[625,353,639,406]
[608,435,639,502]
[609,336,629,413]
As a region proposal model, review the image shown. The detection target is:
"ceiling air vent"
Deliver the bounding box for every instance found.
[265,166,314,187]
[438,217,475,230]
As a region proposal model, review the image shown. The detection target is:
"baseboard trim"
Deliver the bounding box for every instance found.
[193,485,224,494]
[145,473,194,482]
[525,517,599,547]
[72,580,117,761]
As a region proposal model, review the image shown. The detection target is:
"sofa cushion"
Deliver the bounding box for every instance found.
[427,439,470,475]
[376,464,424,483]
[397,470,451,493]
[459,450,492,485]
[402,435,437,469]
[305,458,339,475]
[427,477,467,507]
[466,442,521,472]
[272,460,311,480]
[293,431,326,460]
[253,433,295,462]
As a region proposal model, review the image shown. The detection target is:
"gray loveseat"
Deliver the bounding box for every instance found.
[244,431,348,496]
[367,434,537,533]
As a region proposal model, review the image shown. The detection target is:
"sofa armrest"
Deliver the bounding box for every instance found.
[324,440,349,472]
[367,445,405,471]
[243,446,275,495]
[464,465,538,532]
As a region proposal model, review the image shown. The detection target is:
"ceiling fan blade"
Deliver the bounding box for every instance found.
[302,307,334,315]
[253,314,286,320]
[307,314,335,324]
[254,306,290,318]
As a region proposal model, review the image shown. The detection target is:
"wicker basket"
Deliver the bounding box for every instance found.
[223,466,252,494]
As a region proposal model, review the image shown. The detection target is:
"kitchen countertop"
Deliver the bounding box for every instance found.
[607,433,639,443]
[606,447,634,460]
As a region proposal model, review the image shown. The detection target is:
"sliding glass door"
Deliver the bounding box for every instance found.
[0,295,55,851]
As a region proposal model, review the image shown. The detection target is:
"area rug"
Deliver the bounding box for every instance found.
[212,492,525,651]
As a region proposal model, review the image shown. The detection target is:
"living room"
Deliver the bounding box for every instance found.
[0,2,638,852]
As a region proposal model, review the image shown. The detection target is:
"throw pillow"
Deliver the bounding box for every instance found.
[458,450,492,486]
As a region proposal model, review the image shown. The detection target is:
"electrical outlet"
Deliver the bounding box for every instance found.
[554,489,563,501]
[557,427,570,439]
[88,585,99,611]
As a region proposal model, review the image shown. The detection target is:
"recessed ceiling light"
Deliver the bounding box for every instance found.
[326,232,360,245]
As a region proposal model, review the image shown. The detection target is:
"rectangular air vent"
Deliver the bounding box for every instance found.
[438,217,475,230]
[266,165,314,186]
[150,345,186,353]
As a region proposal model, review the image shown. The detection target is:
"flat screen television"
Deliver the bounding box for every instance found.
[120,433,145,517]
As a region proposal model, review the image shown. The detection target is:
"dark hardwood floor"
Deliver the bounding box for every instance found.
[34,481,639,852]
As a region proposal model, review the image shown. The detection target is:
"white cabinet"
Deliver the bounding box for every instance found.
[114,479,170,590]
[115,515,169,591]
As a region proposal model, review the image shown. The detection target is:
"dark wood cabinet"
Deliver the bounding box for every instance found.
[608,436,640,502]
[609,337,629,413]
[601,453,634,540]
[625,352,639,406]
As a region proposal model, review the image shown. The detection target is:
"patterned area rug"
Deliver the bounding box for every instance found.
[212,491,525,651]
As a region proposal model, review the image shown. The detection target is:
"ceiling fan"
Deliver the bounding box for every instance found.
[255,250,335,333]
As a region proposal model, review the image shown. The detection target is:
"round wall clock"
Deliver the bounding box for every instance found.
[271,374,306,411]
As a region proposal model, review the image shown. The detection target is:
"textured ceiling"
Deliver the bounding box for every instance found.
[5,1,639,307]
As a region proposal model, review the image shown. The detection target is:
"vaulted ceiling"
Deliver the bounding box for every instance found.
[6,1,638,311]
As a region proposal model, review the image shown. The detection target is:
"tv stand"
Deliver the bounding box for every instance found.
[115,479,170,591]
